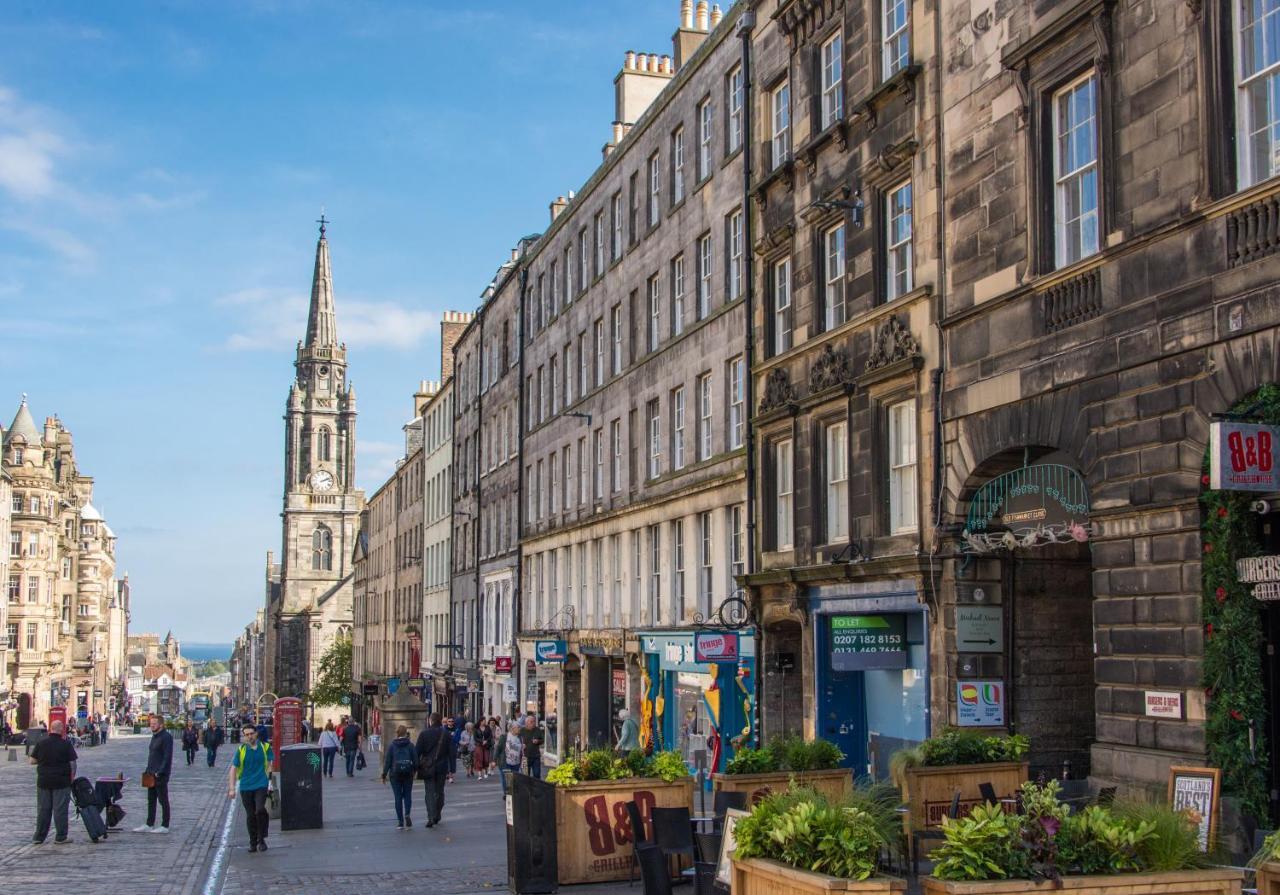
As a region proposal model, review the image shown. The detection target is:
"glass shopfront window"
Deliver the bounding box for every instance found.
[543,679,560,755]
[675,672,712,764]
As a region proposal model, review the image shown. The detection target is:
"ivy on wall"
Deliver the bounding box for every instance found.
[1202,385,1280,819]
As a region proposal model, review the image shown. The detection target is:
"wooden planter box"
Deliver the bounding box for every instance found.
[902,761,1028,833]
[732,857,906,895]
[1256,862,1280,895]
[713,767,853,804]
[921,868,1243,895]
[554,776,694,885]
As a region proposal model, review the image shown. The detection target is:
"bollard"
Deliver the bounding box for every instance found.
[7,747,16,761]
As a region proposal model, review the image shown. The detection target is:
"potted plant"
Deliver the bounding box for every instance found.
[546,748,694,885]
[891,728,1029,842]
[1249,829,1280,893]
[731,785,907,894]
[715,734,853,803]
[920,780,1242,895]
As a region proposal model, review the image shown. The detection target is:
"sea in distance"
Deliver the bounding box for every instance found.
[184,643,233,662]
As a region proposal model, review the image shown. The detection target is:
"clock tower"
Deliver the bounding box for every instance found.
[266,219,365,704]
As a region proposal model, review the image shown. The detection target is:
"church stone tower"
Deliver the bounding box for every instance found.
[267,220,365,702]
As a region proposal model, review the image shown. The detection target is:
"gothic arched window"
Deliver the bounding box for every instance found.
[317,427,331,462]
[312,525,333,571]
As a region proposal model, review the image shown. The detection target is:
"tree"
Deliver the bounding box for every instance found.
[310,636,352,707]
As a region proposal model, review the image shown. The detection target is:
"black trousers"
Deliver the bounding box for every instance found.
[146,775,171,827]
[240,787,269,845]
[422,772,446,824]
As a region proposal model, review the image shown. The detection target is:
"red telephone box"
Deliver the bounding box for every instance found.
[49,705,66,732]
[272,697,303,771]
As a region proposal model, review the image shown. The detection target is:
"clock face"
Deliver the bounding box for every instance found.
[311,470,335,491]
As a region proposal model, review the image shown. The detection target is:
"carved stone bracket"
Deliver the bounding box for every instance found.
[864,315,921,374]
[808,343,854,393]
[759,367,799,413]
[876,137,919,175]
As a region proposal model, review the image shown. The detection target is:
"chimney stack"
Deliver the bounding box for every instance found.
[439,310,474,382]
[614,46,675,129]
[550,195,569,223]
[673,0,711,69]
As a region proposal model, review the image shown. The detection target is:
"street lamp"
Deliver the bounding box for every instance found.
[809,187,865,229]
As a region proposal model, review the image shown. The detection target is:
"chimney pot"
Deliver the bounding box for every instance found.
[613,122,624,142]
[637,52,648,71]
[661,55,672,74]
[625,50,636,69]
[681,0,693,28]
[710,3,722,26]
[696,0,709,30]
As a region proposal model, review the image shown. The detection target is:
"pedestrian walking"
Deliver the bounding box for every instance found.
[615,709,640,753]
[181,722,199,765]
[340,717,363,776]
[414,713,456,828]
[473,718,493,780]
[135,714,173,833]
[381,724,417,829]
[203,719,224,767]
[318,720,339,777]
[30,720,77,844]
[228,725,274,853]
[497,721,523,795]
[459,722,475,778]
[519,714,544,780]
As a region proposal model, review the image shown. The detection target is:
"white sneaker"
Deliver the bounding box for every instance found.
[133,825,153,833]
[150,826,170,834]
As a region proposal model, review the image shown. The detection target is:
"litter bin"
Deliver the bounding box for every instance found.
[279,742,323,831]
[507,772,557,893]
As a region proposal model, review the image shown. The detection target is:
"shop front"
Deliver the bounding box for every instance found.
[576,629,629,750]
[521,637,567,764]
[810,587,929,779]
[640,629,757,773]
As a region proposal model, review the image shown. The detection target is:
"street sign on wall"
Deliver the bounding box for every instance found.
[956,606,1004,653]
[956,681,1005,727]
[1210,421,1280,490]
[830,615,907,670]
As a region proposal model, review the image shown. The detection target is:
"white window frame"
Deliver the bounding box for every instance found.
[673,126,686,204]
[698,234,713,319]
[579,229,589,290]
[672,254,687,336]
[771,81,791,169]
[672,386,687,470]
[672,519,685,622]
[648,151,661,225]
[647,400,661,480]
[610,419,622,493]
[593,429,604,500]
[611,305,623,375]
[1237,0,1280,187]
[698,98,713,179]
[773,256,792,354]
[698,512,713,615]
[594,211,605,275]
[549,451,559,515]
[649,524,661,624]
[611,193,623,260]
[648,275,661,352]
[883,0,910,79]
[729,357,745,449]
[579,436,589,506]
[730,504,745,580]
[698,373,713,462]
[594,320,605,387]
[821,32,843,129]
[886,181,914,300]
[775,439,794,549]
[889,399,918,533]
[824,222,846,329]
[1052,72,1100,268]
[728,65,744,152]
[826,422,849,541]
[728,209,743,301]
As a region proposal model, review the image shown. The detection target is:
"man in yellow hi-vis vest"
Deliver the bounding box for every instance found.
[227,725,274,853]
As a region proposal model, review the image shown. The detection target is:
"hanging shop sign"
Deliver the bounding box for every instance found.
[1144,690,1184,719]
[694,631,740,663]
[956,680,1005,727]
[406,677,426,692]
[1210,421,1280,491]
[963,463,1091,552]
[535,640,567,663]
[1235,556,1280,601]
[830,614,907,671]
[956,606,1004,653]
[494,655,513,674]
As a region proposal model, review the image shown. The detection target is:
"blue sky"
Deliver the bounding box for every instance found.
[0,1,687,643]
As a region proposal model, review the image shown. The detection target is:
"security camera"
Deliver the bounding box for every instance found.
[1252,499,1272,515]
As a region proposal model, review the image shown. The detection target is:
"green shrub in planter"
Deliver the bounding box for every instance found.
[734,787,886,880]
[890,728,1028,787]
[725,746,778,775]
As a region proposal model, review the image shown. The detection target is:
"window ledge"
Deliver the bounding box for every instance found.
[753,158,796,206]
[851,64,922,129]
[721,145,744,170]
[797,120,849,179]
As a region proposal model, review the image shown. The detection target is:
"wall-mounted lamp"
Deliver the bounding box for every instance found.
[565,411,593,426]
[810,187,865,229]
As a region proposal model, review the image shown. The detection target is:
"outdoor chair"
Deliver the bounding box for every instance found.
[695,830,722,865]
[652,805,697,881]
[637,841,675,895]
[911,789,961,877]
[978,782,997,805]
[626,800,650,887]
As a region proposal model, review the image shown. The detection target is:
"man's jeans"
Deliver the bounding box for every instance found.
[390,776,413,824]
[34,786,70,842]
[240,787,269,846]
[146,775,171,828]
[206,745,218,767]
[322,747,336,776]
[422,772,446,824]
[344,748,357,775]
[527,757,543,779]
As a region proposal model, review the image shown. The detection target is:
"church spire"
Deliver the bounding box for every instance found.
[305,215,337,349]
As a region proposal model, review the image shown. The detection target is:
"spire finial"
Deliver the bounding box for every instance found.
[317,209,329,238]
[20,392,27,405]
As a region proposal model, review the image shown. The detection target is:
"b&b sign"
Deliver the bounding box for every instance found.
[1210,421,1280,491]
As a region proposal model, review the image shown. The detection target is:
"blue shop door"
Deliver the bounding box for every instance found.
[819,665,868,773]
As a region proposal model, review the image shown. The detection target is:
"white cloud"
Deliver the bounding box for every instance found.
[1,220,95,269]
[0,86,67,201]
[358,440,404,487]
[215,287,437,352]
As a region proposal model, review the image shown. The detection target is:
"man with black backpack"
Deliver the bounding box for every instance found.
[414,713,456,828]
[381,724,417,829]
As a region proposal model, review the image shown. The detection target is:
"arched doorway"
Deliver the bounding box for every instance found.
[958,448,1096,777]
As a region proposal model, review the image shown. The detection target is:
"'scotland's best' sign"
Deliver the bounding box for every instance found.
[1210,421,1280,491]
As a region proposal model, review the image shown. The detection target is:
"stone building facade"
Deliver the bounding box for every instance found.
[926,0,1280,807]
[0,437,9,721]
[741,0,942,778]
[516,1,758,766]
[265,224,364,709]
[230,608,265,711]
[3,399,128,727]
[422,368,456,712]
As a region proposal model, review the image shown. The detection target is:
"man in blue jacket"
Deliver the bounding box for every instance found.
[135,714,173,833]
[414,713,455,828]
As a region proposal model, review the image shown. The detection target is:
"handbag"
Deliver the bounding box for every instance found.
[356,750,367,770]
[141,772,156,789]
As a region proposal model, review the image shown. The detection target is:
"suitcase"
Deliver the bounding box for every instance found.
[71,776,108,842]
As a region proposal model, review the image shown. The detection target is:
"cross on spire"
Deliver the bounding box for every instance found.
[316,212,329,237]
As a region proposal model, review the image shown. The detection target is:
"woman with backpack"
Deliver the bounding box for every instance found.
[496,721,523,795]
[380,724,417,829]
